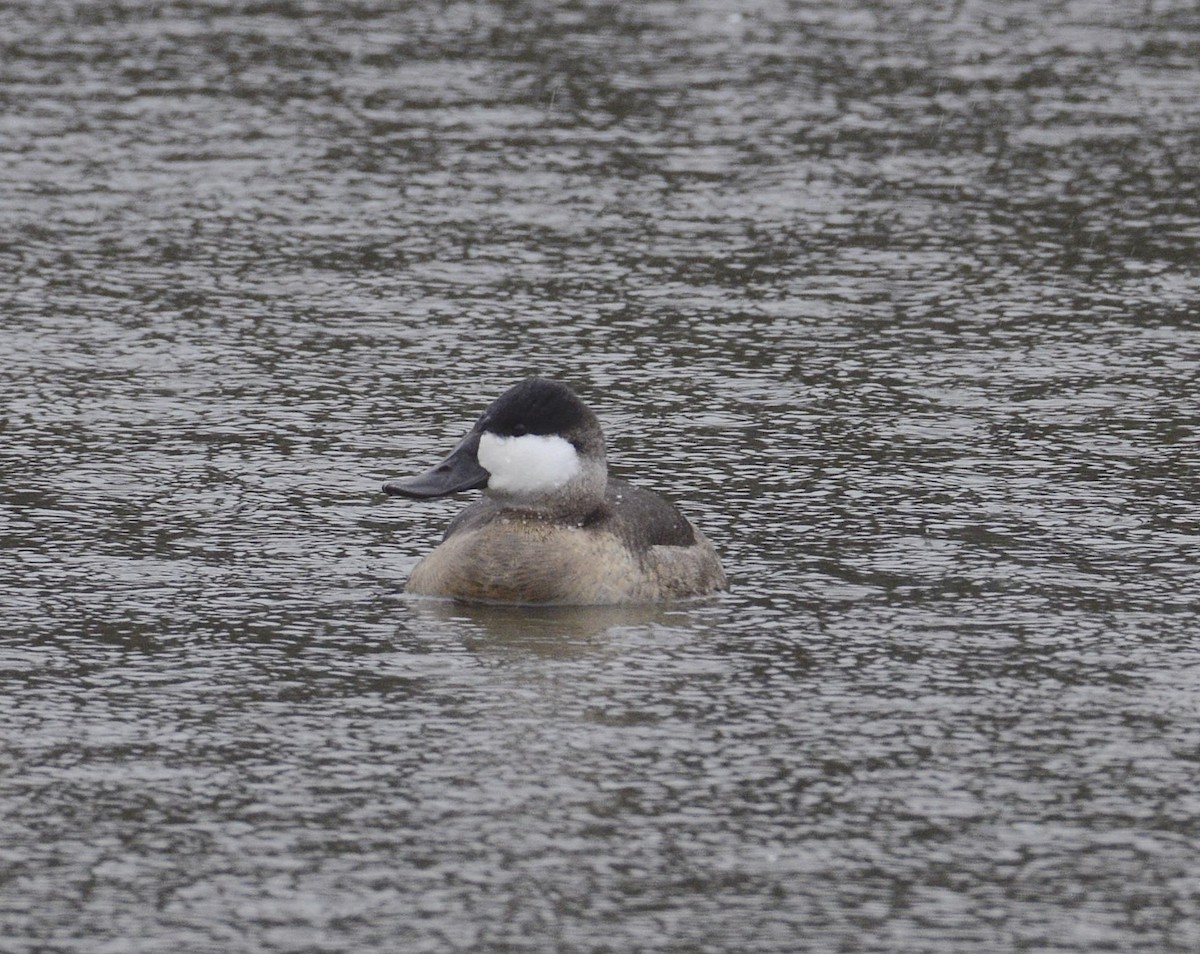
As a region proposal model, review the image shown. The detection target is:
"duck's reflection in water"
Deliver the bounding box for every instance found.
[405,595,715,657]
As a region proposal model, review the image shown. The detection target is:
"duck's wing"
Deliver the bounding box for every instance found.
[442,497,506,540]
[600,478,698,550]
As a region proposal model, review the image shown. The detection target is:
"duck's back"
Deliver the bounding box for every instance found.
[597,478,697,549]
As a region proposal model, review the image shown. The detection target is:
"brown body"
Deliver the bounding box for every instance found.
[406,479,727,605]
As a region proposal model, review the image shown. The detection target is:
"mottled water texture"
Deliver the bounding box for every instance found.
[2,1,1199,951]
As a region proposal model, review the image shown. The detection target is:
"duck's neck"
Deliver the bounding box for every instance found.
[486,456,608,520]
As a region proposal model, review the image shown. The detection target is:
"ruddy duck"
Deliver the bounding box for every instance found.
[383,378,727,605]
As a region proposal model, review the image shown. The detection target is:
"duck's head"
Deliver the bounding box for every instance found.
[383,378,607,508]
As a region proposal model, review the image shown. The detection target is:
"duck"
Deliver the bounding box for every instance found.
[383,378,727,605]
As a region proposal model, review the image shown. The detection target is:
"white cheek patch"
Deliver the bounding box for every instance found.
[477,432,581,497]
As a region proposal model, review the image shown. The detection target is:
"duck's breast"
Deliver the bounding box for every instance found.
[406,519,656,605]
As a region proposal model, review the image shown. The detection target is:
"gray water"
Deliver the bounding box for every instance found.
[3,1,1199,951]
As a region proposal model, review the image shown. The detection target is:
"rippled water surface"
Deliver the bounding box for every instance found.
[3,1,1199,951]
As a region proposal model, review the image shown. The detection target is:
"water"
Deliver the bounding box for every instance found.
[2,1,1199,951]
